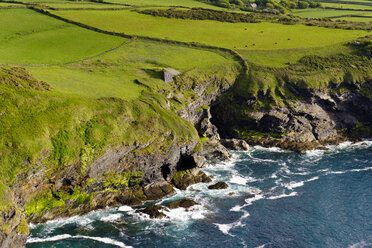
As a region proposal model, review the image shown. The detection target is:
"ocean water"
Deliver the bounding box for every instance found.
[27,141,372,248]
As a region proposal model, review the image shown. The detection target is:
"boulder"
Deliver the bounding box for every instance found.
[164,198,198,209]
[208,181,228,190]
[220,139,249,151]
[138,205,166,219]
[172,169,212,190]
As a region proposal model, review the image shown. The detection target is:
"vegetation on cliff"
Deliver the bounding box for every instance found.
[0,0,371,243]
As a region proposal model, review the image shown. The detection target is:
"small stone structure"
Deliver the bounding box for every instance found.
[247,3,257,8]
[163,68,181,83]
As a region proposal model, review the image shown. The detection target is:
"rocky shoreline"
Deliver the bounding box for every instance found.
[1,49,372,248]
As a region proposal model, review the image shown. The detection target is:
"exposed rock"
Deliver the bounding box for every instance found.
[138,205,166,219]
[164,198,198,209]
[220,139,249,151]
[163,68,181,84]
[212,90,372,152]
[172,169,212,190]
[208,182,228,190]
[195,141,231,166]
[0,206,28,248]
[143,182,175,201]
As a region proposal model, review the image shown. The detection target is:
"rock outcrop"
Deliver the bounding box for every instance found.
[0,204,28,248]
[212,90,372,152]
[208,182,229,190]
[164,198,198,209]
[171,169,212,190]
[220,139,249,151]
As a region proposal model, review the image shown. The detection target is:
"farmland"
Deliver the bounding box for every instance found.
[52,9,368,51]
[0,8,125,65]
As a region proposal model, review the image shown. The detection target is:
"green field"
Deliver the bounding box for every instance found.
[238,42,354,67]
[102,0,223,9]
[28,39,234,99]
[52,9,368,51]
[0,9,125,65]
[321,2,372,10]
[40,2,130,9]
[292,0,372,22]
[293,8,371,18]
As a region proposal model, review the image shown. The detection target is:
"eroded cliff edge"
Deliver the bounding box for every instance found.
[0,38,371,247]
[212,39,372,152]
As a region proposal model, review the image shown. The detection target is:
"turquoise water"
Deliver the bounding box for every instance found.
[27,141,372,248]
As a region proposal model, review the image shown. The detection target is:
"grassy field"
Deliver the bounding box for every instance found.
[40,2,130,9]
[52,9,368,51]
[292,0,372,22]
[293,8,371,18]
[28,39,234,99]
[102,0,223,9]
[0,9,125,65]
[238,42,354,67]
[321,2,372,10]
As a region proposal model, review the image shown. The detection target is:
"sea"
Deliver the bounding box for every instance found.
[27,141,372,248]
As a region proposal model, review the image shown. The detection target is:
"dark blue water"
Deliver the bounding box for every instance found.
[27,142,372,248]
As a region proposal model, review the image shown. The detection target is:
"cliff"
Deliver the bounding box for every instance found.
[0,38,371,247]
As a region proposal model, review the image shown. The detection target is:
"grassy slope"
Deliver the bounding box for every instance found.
[52,9,368,50]
[0,9,125,65]
[28,39,232,99]
[238,42,354,67]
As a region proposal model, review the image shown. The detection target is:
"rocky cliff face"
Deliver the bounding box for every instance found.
[212,87,372,152]
[8,67,240,227]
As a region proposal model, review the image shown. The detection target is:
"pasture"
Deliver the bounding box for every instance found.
[28,39,235,99]
[0,8,125,65]
[52,9,369,51]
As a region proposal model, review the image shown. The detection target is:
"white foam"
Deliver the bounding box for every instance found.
[245,194,264,205]
[267,191,298,200]
[305,149,325,158]
[252,146,285,153]
[230,205,243,212]
[284,181,304,190]
[164,204,208,221]
[118,206,134,212]
[327,167,372,176]
[215,223,234,235]
[284,176,319,190]
[230,175,248,185]
[27,234,132,248]
[348,240,372,248]
[101,213,123,222]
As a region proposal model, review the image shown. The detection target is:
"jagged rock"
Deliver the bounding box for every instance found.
[196,141,231,165]
[208,182,228,190]
[198,108,220,143]
[164,198,198,209]
[172,169,212,190]
[138,205,166,219]
[0,206,28,248]
[143,182,175,200]
[212,89,372,152]
[220,139,249,151]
